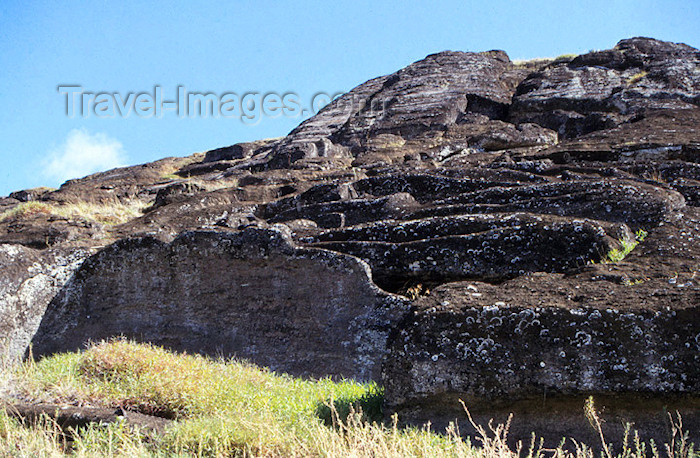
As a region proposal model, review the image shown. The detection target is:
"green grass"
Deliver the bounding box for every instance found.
[8,340,390,456]
[605,229,648,263]
[2,340,696,457]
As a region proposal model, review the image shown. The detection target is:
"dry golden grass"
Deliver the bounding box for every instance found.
[52,199,147,225]
[0,201,53,222]
[627,71,649,85]
[0,199,146,226]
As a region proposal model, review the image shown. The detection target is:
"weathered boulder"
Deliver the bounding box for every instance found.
[8,187,54,203]
[382,208,700,444]
[3,402,171,435]
[0,213,105,249]
[31,228,409,380]
[41,156,198,205]
[329,51,519,145]
[266,192,421,229]
[385,303,699,408]
[0,245,90,359]
[148,181,207,211]
[383,293,700,445]
[202,138,280,163]
[235,75,391,172]
[410,179,685,227]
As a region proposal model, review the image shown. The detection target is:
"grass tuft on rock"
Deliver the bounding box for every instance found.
[0,199,146,225]
[605,229,648,263]
[0,201,53,222]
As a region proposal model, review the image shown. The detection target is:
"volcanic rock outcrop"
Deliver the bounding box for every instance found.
[1,37,699,444]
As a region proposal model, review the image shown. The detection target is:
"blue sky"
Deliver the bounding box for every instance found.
[1,1,698,196]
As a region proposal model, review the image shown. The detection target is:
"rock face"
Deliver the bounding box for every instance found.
[511,38,700,138]
[384,294,700,444]
[0,245,90,359]
[239,50,557,170]
[1,36,699,444]
[31,228,408,380]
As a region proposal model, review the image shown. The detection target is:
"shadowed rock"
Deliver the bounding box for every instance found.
[308,214,630,290]
[2,402,172,435]
[30,228,409,380]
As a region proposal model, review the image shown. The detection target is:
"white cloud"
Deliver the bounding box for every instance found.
[43,129,127,183]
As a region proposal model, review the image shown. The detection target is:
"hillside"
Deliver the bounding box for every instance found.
[1,37,699,448]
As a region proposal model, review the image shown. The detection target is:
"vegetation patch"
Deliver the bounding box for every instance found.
[2,340,696,457]
[627,71,649,85]
[9,340,387,456]
[0,199,146,226]
[53,200,148,225]
[0,201,53,222]
[605,229,648,263]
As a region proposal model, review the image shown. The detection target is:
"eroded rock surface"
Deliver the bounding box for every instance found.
[510,38,700,137]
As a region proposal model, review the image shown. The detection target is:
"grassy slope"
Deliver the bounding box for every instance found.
[0,200,147,225]
[1,340,696,457]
